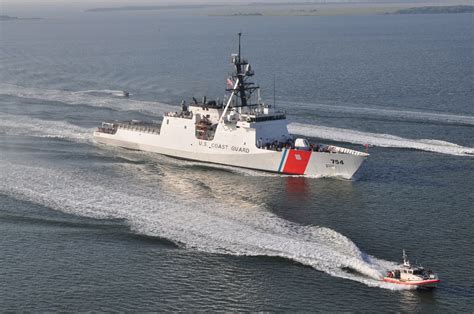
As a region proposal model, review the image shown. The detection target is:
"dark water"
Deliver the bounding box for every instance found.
[1,9,473,311]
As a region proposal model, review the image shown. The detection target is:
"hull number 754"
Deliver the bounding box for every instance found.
[331,159,344,165]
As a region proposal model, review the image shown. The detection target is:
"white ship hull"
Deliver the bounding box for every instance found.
[93,123,367,179]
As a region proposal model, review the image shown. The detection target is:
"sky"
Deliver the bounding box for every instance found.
[2,0,466,5]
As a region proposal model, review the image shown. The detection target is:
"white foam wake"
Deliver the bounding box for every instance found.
[283,101,474,126]
[0,83,174,116]
[0,113,282,177]
[73,89,132,97]
[0,161,408,290]
[0,113,93,141]
[289,123,474,157]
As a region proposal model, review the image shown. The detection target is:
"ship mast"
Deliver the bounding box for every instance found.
[220,33,260,123]
[229,33,259,108]
[235,33,248,107]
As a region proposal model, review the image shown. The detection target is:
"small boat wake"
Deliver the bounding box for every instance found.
[74,89,131,97]
[0,83,173,115]
[0,159,410,290]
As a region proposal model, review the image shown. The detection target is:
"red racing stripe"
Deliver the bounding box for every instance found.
[282,150,312,175]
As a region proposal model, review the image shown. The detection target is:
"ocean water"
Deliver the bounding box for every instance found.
[1,9,473,311]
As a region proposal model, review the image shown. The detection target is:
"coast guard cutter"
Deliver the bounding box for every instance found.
[94,34,368,178]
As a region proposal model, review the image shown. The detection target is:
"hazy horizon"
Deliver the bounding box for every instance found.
[2,0,469,7]
[2,0,470,18]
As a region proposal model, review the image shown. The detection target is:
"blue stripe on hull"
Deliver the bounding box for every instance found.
[277,148,288,172]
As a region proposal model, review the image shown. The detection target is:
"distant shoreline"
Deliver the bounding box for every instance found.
[0,15,42,21]
[85,5,219,13]
[85,2,345,13]
[392,5,474,14]
[84,3,474,17]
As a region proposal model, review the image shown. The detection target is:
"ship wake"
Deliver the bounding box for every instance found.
[2,83,472,157]
[289,123,474,157]
[0,113,93,141]
[0,160,409,290]
[282,100,474,126]
[2,110,472,161]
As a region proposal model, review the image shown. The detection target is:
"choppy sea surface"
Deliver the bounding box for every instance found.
[1,9,473,311]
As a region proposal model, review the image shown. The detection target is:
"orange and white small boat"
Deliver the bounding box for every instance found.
[383,250,440,289]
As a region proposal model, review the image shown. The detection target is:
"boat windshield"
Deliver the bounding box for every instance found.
[413,269,424,275]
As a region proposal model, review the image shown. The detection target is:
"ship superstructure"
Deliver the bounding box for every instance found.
[94,34,368,178]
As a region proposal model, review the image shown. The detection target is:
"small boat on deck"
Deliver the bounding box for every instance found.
[383,250,440,289]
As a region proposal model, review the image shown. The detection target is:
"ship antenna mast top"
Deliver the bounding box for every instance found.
[234,32,249,107]
[238,32,242,63]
